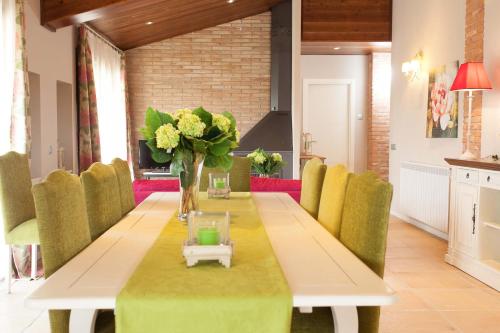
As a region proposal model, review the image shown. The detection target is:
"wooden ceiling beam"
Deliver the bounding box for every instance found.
[41,0,130,30]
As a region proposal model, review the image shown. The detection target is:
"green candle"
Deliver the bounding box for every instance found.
[214,178,226,189]
[197,227,220,245]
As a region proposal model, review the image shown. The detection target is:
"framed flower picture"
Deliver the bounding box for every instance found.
[426,61,459,138]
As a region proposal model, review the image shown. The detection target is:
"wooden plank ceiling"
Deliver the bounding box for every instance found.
[41,0,392,50]
[41,0,283,50]
[302,0,392,42]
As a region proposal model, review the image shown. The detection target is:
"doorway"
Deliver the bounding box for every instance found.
[302,79,355,170]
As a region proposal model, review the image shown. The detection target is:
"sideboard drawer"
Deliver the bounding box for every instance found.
[457,168,479,184]
[480,171,500,188]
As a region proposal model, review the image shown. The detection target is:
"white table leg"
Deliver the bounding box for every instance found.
[69,309,98,333]
[7,246,12,294]
[331,306,358,333]
[31,245,37,279]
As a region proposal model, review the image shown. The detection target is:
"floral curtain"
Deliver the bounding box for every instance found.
[78,26,101,172]
[0,0,29,155]
[11,0,30,154]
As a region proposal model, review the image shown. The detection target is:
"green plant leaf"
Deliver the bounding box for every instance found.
[220,154,233,171]
[204,126,222,140]
[151,149,171,163]
[144,107,162,133]
[158,112,175,125]
[170,158,183,176]
[192,106,212,128]
[192,138,208,154]
[209,139,231,156]
[222,111,236,130]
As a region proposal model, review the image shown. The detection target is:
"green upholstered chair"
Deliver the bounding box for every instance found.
[32,170,114,333]
[111,158,135,216]
[299,158,327,219]
[199,156,252,192]
[338,171,393,333]
[292,171,393,333]
[81,162,122,240]
[0,151,39,293]
[317,164,351,238]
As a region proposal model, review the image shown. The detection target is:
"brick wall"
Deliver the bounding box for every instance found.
[367,52,391,180]
[125,12,271,176]
[464,0,485,156]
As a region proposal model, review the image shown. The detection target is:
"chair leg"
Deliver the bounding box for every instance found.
[7,246,12,294]
[31,244,37,280]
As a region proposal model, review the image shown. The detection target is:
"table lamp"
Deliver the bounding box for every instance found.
[450,62,492,160]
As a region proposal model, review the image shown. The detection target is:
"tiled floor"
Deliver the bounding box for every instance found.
[1,216,499,332]
[380,217,500,333]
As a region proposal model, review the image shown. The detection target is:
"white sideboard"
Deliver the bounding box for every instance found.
[446,158,500,291]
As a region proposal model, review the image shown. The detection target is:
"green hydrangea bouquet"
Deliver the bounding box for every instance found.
[247,148,285,177]
[141,106,239,219]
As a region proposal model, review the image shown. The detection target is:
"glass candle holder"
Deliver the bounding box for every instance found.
[187,211,230,246]
[208,172,231,199]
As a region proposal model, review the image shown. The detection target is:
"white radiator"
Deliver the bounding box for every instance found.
[400,162,451,234]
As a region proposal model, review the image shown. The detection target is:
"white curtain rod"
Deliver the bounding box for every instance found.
[82,24,124,55]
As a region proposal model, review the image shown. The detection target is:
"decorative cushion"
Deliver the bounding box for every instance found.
[317,165,351,238]
[199,156,252,192]
[300,158,327,218]
[81,162,123,240]
[111,158,136,216]
[0,151,37,243]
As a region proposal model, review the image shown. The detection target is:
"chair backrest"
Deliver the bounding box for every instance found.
[32,170,92,333]
[0,151,36,239]
[338,171,393,333]
[111,158,136,215]
[300,158,327,218]
[317,164,351,238]
[81,162,122,240]
[199,156,251,192]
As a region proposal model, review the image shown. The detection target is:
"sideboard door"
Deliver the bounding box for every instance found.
[454,182,479,258]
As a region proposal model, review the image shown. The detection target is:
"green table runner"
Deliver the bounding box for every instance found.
[116,193,292,333]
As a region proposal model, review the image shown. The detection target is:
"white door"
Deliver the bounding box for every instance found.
[455,182,479,258]
[303,79,354,169]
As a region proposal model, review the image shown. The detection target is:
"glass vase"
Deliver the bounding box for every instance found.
[178,152,205,221]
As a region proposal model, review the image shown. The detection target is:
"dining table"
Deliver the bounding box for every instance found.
[25,191,396,333]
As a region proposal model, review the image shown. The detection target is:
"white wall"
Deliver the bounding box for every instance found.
[390,0,465,214]
[301,55,369,173]
[483,0,500,156]
[25,0,76,177]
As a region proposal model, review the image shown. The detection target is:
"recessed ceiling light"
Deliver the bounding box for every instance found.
[227,0,236,3]
[146,21,153,25]
[333,47,341,50]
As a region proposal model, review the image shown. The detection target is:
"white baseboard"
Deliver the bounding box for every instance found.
[391,210,449,241]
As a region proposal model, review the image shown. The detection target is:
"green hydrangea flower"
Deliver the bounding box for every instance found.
[235,129,241,143]
[177,113,206,138]
[271,153,282,162]
[213,113,231,133]
[156,123,180,149]
[173,108,192,120]
[247,151,266,164]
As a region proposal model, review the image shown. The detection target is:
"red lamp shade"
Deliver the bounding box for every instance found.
[450,62,492,91]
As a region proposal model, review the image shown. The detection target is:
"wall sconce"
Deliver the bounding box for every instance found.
[402,51,423,81]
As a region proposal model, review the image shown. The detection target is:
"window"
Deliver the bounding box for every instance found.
[0,0,16,154]
[87,32,128,164]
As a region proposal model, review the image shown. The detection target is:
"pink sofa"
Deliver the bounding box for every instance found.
[133,177,302,205]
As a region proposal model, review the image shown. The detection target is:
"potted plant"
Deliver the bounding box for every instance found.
[247,148,285,178]
[141,107,240,220]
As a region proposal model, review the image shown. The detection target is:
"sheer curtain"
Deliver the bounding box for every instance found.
[0,0,16,155]
[87,29,128,164]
